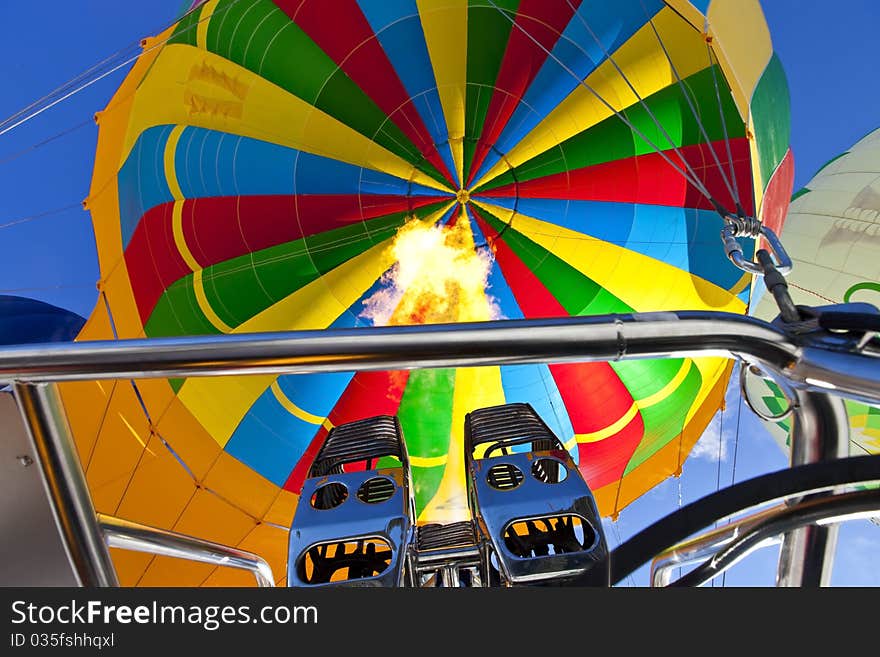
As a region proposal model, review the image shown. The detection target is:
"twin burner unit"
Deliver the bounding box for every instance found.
[287,402,609,587]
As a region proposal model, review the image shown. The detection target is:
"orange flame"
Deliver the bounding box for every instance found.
[362,212,501,327]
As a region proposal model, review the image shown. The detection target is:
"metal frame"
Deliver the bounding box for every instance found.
[775,388,850,586]
[10,381,275,586]
[12,382,119,587]
[651,504,788,587]
[608,452,880,586]
[1,310,877,402]
[406,543,490,587]
[652,489,880,587]
[2,310,878,587]
[99,514,275,587]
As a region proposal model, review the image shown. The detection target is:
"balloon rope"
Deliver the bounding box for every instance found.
[609,520,638,587]
[93,291,164,523]
[0,0,246,138]
[124,378,201,491]
[0,119,92,167]
[0,203,82,230]
[787,281,836,304]
[77,291,120,475]
[722,370,745,587]
[80,385,116,475]
[677,467,684,584]
[0,284,95,294]
[561,0,727,210]
[705,42,743,209]
[0,45,142,136]
[110,384,161,519]
[712,383,725,587]
[638,3,741,208]
[485,0,719,210]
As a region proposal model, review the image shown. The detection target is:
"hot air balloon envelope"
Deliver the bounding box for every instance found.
[61,0,793,585]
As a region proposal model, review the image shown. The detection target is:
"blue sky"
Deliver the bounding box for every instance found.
[0,1,877,586]
[764,0,879,192]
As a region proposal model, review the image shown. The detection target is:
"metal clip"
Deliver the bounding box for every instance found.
[720,217,792,277]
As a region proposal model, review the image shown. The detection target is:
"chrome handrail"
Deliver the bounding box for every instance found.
[656,488,880,587]
[3,310,878,587]
[650,504,787,587]
[13,382,119,587]
[0,312,876,405]
[99,514,275,587]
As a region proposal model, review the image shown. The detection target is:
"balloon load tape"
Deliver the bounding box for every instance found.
[287,403,609,587]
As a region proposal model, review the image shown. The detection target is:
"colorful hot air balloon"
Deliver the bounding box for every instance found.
[59,0,793,585]
[0,295,85,346]
[751,127,880,460]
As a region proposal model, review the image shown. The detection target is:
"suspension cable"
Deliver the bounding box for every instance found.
[705,42,743,209]
[484,0,720,208]
[0,203,83,230]
[638,0,741,206]
[491,0,797,290]
[0,0,244,138]
[722,374,745,587]
[712,396,725,587]
[0,119,92,167]
[0,284,96,295]
[610,520,638,587]
[560,0,722,207]
[0,45,142,136]
[677,460,684,583]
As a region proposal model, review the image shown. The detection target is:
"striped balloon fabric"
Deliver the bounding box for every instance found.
[61,0,792,585]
